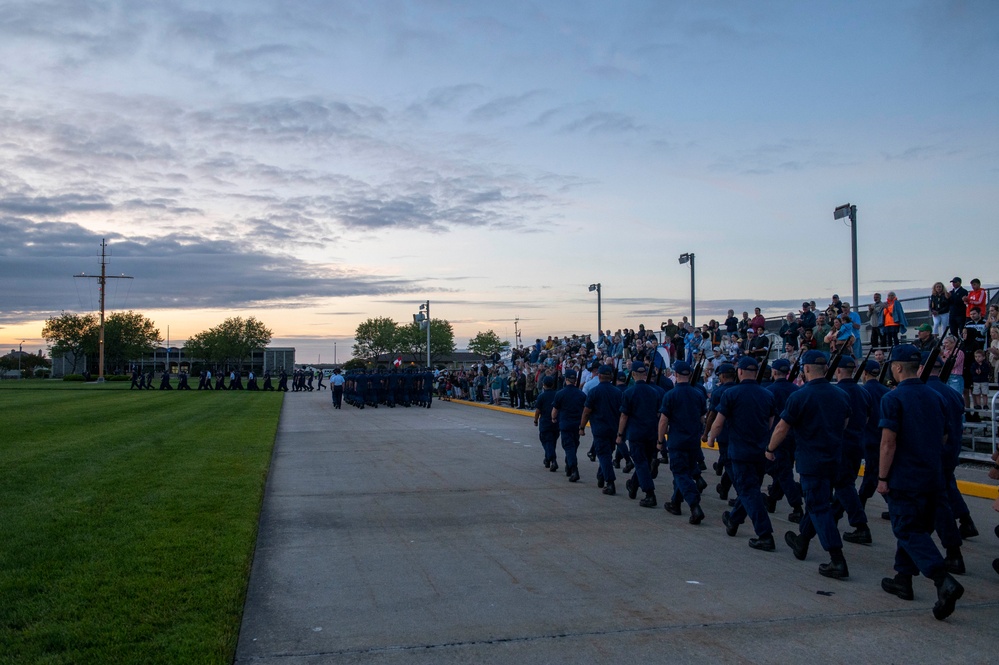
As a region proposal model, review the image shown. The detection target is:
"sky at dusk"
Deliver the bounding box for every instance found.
[1,1,997,362]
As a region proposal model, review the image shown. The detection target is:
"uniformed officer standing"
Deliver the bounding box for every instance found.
[832,357,874,545]
[617,362,662,507]
[552,369,586,483]
[763,359,804,523]
[709,356,776,551]
[534,376,561,473]
[330,368,345,408]
[858,360,889,508]
[580,365,624,496]
[877,345,963,620]
[768,350,851,579]
[658,361,707,523]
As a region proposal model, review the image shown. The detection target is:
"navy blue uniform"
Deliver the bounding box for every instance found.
[553,384,586,471]
[765,379,802,511]
[660,382,707,507]
[586,382,624,486]
[833,379,872,528]
[880,378,948,579]
[535,387,560,467]
[780,378,851,552]
[858,378,889,503]
[709,382,735,498]
[924,377,967,553]
[717,380,775,537]
[620,380,664,494]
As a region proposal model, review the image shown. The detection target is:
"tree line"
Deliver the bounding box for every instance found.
[351,317,457,366]
[41,312,272,374]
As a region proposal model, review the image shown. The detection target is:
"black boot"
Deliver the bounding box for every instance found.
[623,459,634,474]
[544,457,550,468]
[785,531,808,560]
[663,500,682,515]
[881,573,914,601]
[818,549,849,579]
[959,516,979,539]
[549,461,558,473]
[639,492,657,508]
[788,506,803,524]
[932,574,964,620]
[843,524,872,545]
[945,547,966,575]
[651,457,660,479]
[764,493,777,514]
[602,481,616,496]
[749,533,776,552]
[689,503,705,525]
[568,466,580,483]
[722,511,738,537]
[695,475,708,492]
[626,477,638,500]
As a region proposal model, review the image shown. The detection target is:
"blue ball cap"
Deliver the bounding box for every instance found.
[616,371,628,381]
[920,352,943,368]
[890,344,921,363]
[863,359,881,375]
[839,355,857,369]
[542,375,555,388]
[597,364,614,376]
[631,361,647,373]
[737,356,759,372]
[564,369,578,380]
[801,350,828,365]
[672,360,692,376]
[716,362,736,375]
[772,358,791,373]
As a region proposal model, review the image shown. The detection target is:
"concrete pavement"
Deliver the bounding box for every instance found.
[235,391,999,664]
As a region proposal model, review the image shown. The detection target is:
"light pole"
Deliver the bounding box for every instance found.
[334,341,337,365]
[414,301,431,368]
[588,283,602,341]
[678,253,695,328]
[834,204,859,311]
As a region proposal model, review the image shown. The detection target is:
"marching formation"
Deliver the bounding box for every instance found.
[334,368,435,410]
[533,343,998,622]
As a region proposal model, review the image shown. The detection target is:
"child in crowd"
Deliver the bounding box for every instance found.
[970,349,991,410]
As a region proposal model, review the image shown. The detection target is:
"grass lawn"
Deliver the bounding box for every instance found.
[0,383,283,663]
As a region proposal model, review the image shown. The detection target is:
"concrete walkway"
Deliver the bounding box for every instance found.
[235,391,999,664]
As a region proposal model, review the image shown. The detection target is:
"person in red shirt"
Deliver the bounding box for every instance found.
[964,278,987,318]
[750,307,766,330]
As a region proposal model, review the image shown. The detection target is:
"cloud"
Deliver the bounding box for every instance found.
[467,90,545,122]
[0,218,427,324]
[560,111,643,134]
[0,193,112,216]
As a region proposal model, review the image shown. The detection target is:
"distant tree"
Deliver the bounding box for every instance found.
[352,317,400,360]
[41,312,98,374]
[398,319,457,366]
[185,316,273,370]
[101,311,162,372]
[467,330,510,358]
[341,357,367,371]
[0,351,50,376]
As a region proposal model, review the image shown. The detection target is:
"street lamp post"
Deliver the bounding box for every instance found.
[415,301,431,368]
[18,340,24,379]
[834,204,859,311]
[678,253,695,328]
[588,283,602,341]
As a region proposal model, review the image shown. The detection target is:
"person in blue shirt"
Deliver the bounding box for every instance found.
[704,363,737,502]
[580,365,624,496]
[832,357,874,545]
[768,350,852,579]
[763,359,803,523]
[857,360,889,508]
[552,370,586,483]
[617,362,664,507]
[877,345,964,620]
[659,361,708,524]
[922,353,973,575]
[708,356,776,551]
[330,368,345,408]
[534,375,561,473]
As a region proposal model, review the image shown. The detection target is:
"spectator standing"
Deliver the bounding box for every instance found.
[724,310,739,335]
[970,350,991,411]
[750,308,766,331]
[929,282,951,337]
[778,313,800,352]
[940,336,965,395]
[988,327,999,383]
[842,302,862,357]
[882,292,907,347]
[829,294,844,315]
[814,314,832,355]
[964,278,987,318]
[738,312,751,339]
[868,293,886,349]
[949,277,968,339]
[798,302,816,333]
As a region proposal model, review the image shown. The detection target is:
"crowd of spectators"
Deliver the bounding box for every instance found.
[433,279,996,413]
